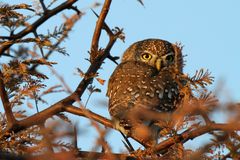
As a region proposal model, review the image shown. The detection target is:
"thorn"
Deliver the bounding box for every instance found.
[91,9,113,36]
[137,0,145,7]
[33,30,44,57]
[107,55,119,65]
[40,0,48,12]
[69,6,81,15]
[120,131,135,152]
[73,124,78,149]
[1,53,16,58]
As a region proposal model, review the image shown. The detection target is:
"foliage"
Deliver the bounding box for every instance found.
[0,0,239,160]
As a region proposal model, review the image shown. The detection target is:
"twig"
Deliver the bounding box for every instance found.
[91,9,120,64]
[64,105,112,128]
[0,102,64,139]
[0,0,120,148]
[0,0,117,140]
[90,0,112,62]
[120,132,135,152]
[29,13,82,71]
[67,0,119,104]
[143,122,240,154]
[0,36,12,40]
[0,104,113,139]
[33,30,44,57]
[137,0,145,6]
[0,150,136,160]
[0,0,78,56]
[68,6,81,15]
[33,92,39,113]
[75,150,136,160]
[84,92,93,108]
[91,9,113,37]
[0,70,16,127]
[73,124,78,149]
[48,65,72,94]
[39,0,47,12]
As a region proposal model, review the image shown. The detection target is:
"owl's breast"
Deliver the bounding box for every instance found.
[107,61,179,118]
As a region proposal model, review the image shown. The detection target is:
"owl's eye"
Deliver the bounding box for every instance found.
[141,53,152,60]
[165,54,174,62]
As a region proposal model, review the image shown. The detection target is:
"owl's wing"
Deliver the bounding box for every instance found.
[108,61,158,117]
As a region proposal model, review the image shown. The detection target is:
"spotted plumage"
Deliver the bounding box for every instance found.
[107,39,183,147]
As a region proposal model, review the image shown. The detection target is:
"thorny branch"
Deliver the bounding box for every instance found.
[0,70,16,126]
[0,0,78,56]
[0,150,136,160]
[0,0,240,159]
[30,13,82,71]
[90,0,112,62]
[39,0,47,12]
[143,122,240,154]
[0,0,118,140]
[64,106,112,128]
[67,0,122,103]
[0,104,112,140]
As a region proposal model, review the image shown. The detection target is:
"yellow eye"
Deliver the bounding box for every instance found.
[141,53,152,60]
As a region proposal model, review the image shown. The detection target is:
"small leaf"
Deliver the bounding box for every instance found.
[96,77,105,85]
[189,69,214,89]
[27,102,33,109]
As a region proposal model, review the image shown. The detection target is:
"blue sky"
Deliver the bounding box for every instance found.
[2,0,240,153]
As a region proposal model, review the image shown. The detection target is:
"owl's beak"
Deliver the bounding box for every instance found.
[155,58,162,71]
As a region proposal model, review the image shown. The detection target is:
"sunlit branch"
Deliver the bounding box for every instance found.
[0,0,78,56]
[143,122,240,154]
[39,0,47,12]
[0,70,16,126]
[90,0,112,62]
[64,105,112,128]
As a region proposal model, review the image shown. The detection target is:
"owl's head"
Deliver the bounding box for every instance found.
[122,39,183,72]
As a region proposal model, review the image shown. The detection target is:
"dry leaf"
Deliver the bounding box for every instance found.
[96,77,105,85]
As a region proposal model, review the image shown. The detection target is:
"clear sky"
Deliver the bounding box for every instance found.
[2,0,240,153]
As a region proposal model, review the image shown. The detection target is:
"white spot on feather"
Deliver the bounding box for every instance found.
[168,92,172,99]
[158,90,164,99]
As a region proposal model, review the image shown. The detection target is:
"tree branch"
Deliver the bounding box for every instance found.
[64,105,112,128]
[0,0,78,56]
[0,151,26,160]
[143,122,240,154]
[65,0,119,104]
[0,70,16,126]
[39,0,47,12]
[90,0,112,62]
[29,13,82,71]
[0,0,118,140]
[74,150,136,160]
[0,150,136,160]
[0,104,112,139]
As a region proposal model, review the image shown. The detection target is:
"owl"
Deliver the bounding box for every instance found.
[107,39,183,147]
